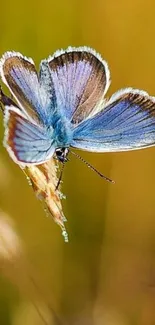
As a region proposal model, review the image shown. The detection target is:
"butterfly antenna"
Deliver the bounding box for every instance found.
[70,150,115,184]
[55,162,65,191]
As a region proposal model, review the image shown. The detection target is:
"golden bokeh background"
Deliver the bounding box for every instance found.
[0,0,155,324]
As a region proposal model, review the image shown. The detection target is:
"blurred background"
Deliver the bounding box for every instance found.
[0,0,155,324]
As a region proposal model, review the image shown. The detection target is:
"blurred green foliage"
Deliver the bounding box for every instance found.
[0,0,155,324]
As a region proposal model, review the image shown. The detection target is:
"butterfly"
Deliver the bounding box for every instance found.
[0,46,155,175]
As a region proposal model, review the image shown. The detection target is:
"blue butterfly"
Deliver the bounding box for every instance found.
[0,47,155,173]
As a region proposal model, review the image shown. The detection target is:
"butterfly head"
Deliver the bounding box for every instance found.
[55,147,69,163]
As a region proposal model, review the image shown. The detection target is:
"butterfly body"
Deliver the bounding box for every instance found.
[51,116,73,149]
[0,47,155,167]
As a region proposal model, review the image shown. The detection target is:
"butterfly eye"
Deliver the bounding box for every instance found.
[55,148,69,163]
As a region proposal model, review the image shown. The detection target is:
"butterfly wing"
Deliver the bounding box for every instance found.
[4,105,55,166]
[71,89,155,152]
[0,52,51,124]
[0,48,110,126]
[41,46,110,123]
[0,52,57,165]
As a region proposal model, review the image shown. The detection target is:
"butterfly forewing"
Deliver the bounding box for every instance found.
[45,47,110,124]
[0,52,50,123]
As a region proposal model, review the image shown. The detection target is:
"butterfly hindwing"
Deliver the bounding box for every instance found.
[72,89,155,152]
[42,47,110,123]
[4,106,55,165]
